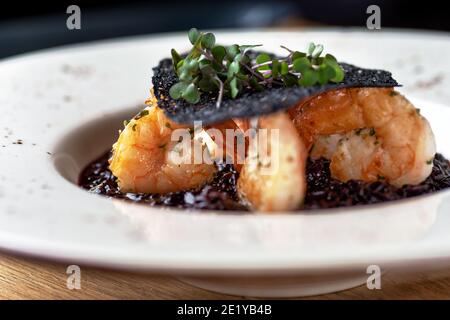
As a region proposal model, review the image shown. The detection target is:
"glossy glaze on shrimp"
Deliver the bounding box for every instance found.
[109,104,217,194]
[289,88,436,187]
[237,112,308,212]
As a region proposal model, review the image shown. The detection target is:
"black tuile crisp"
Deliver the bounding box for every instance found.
[152,55,399,125]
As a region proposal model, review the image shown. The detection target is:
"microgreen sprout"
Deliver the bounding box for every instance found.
[169,28,345,107]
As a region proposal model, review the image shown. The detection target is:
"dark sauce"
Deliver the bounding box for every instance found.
[304,154,450,209]
[79,151,247,211]
[79,152,450,211]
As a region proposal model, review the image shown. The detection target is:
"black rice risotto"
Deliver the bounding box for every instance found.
[79,152,450,211]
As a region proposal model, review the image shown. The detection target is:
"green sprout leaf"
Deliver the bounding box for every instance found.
[318,65,336,85]
[212,45,226,63]
[226,45,240,59]
[188,28,200,45]
[199,59,211,68]
[228,60,240,75]
[169,82,188,99]
[280,61,289,75]
[233,53,244,64]
[299,69,319,86]
[330,66,344,83]
[176,59,184,69]
[271,59,280,79]
[324,53,338,63]
[324,55,344,82]
[255,53,271,77]
[227,61,240,80]
[171,49,182,70]
[230,78,239,98]
[311,44,324,58]
[292,51,306,61]
[256,53,271,64]
[188,28,200,44]
[293,57,311,73]
[182,83,200,103]
[307,42,315,55]
[201,33,216,49]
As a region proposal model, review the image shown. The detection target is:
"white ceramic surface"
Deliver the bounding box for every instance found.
[1,28,450,297]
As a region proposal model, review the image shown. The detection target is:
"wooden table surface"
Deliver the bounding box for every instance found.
[1,251,450,299]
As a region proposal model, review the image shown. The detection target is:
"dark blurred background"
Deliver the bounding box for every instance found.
[1,0,449,59]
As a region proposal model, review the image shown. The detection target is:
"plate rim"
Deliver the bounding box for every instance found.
[1,27,450,273]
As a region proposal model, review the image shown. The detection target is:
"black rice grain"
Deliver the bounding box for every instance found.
[79,151,247,211]
[79,152,450,211]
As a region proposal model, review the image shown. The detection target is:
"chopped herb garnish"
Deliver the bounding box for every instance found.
[369,128,376,136]
[165,122,172,128]
[377,175,385,180]
[140,109,149,117]
[132,124,137,131]
[134,109,150,120]
[389,91,399,97]
[123,120,130,127]
[426,158,434,165]
[169,28,345,107]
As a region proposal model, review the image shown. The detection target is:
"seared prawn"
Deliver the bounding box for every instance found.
[289,88,436,187]
[237,113,308,212]
[109,104,217,194]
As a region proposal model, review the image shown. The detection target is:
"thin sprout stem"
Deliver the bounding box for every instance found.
[215,77,224,108]
[242,62,282,85]
[259,69,272,75]
[242,63,267,82]
[251,61,272,69]
[280,45,294,53]
[201,49,227,72]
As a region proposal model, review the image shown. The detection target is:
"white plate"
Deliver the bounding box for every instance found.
[1,28,450,297]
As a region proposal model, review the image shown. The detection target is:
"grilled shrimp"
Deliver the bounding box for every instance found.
[109,105,217,194]
[237,112,308,212]
[289,88,436,187]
